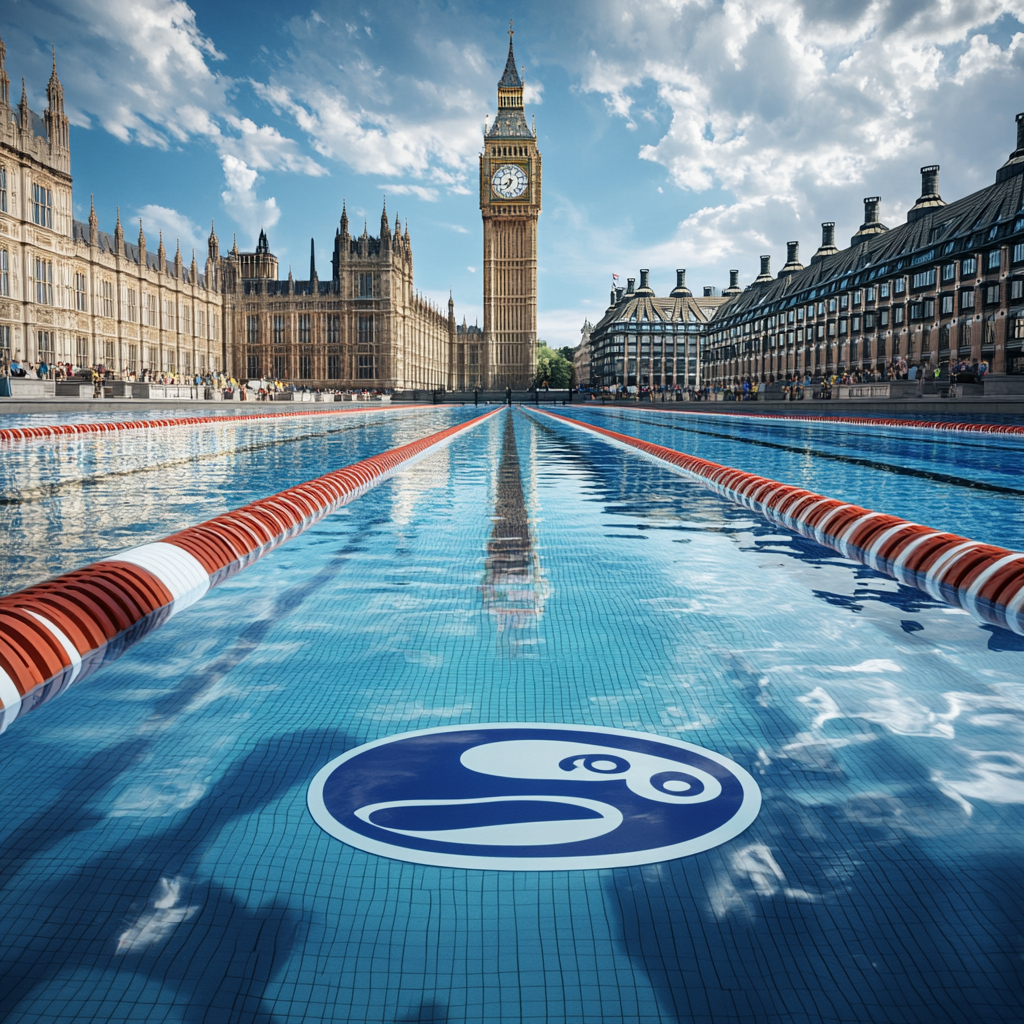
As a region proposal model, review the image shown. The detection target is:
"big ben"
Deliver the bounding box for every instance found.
[481,25,541,389]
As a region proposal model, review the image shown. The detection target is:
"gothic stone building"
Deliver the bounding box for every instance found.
[0,40,224,378]
[702,114,1024,382]
[225,206,453,391]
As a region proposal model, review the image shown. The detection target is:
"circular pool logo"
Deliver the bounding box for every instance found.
[307,723,760,870]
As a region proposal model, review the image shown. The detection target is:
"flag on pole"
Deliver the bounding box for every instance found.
[612,273,620,280]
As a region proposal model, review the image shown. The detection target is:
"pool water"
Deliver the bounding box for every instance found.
[0,406,1021,1024]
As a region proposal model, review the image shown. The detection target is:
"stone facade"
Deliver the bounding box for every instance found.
[589,270,727,389]
[701,115,1024,382]
[224,207,453,390]
[480,29,541,389]
[0,41,224,377]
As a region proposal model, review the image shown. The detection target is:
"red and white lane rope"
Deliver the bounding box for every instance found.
[0,408,500,732]
[589,404,1024,437]
[0,403,420,445]
[532,408,1024,635]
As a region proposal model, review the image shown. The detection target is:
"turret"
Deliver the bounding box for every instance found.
[174,238,183,279]
[190,249,197,284]
[88,194,98,247]
[44,48,69,152]
[208,220,219,261]
[156,231,166,274]
[380,198,390,251]
[114,207,124,257]
[18,78,29,138]
[0,36,10,109]
[138,220,147,267]
[309,238,317,283]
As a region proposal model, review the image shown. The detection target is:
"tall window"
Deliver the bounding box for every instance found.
[358,354,374,379]
[987,250,1002,271]
[126,343,138,373]
[0,324,10,363]
[359,272,374,297]
[75,272,87,311]
[246,315,260,345]
[0,166,6,212]
[182,305,191,334]
[0,249,8,297]
[197,309,206,336]
[327,352,341,378]
[164,299,176,329]
[32,184,53,228]
[102,281,114,318]
[247,354,261,379]
[126,287,138,322]
[298,313,311,343]
[34,259,54,304]
[960,289,975,311]
[299,352,311,378]
[961,257,977,277]
[274,354,288,379]
[273,314,284,344]
[103,340,115,366]
[146,293,158,326]
[358,314,374,346]
[36,330,55,361]
[327,314,340,344]
[76,336,89,366]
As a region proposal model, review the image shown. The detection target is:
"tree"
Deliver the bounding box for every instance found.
[534,341,572,388]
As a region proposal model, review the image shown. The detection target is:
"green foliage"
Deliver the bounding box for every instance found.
[534,341,573,389]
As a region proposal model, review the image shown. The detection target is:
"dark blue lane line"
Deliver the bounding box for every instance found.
[588,409,1024,497]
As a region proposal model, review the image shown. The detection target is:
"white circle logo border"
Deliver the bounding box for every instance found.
[307,722,762,871]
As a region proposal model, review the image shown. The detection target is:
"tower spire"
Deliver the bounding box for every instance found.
[88,193,98,246]
[0,36,9,109]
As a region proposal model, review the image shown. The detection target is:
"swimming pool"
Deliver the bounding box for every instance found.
[0,406,1021,1023]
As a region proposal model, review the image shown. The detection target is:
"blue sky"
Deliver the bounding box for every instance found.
[4,0,1024,345]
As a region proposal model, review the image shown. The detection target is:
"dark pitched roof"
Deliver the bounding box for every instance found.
[591,294,718,334]
[714,169,1024,323]
[71,218,208,286]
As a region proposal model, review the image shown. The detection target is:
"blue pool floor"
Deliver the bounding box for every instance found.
[0,407,1021,1023]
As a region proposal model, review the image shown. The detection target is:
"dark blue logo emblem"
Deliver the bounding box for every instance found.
[308,723,761,870]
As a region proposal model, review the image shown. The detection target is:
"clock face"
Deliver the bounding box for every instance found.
[491,163,528,200]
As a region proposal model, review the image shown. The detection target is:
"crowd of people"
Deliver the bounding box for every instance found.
[581,357,992,404]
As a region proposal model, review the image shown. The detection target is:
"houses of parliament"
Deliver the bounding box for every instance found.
[0,31,541,391]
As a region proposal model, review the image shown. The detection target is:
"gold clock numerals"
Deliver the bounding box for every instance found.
[491,163,528,200]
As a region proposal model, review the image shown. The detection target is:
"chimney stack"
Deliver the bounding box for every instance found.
[638,268,651,292]
[996,112,1024,182]
[670,269,692,298]
[722,269,741,296]
[851,196,889,246]
[753,255,773,284]
[779,241,803,276]
[908,165,945,222]
[811,221,839,263]
[626,277,635,295]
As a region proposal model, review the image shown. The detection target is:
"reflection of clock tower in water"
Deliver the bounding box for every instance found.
[480,26,541,388]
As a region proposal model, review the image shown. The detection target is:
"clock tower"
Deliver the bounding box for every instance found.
[481,25,541,389]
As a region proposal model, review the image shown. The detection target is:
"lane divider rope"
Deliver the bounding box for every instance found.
[0,403,422,445]
[584,404,1024,437]
[530,408,1024,635]
[0,408,501,733]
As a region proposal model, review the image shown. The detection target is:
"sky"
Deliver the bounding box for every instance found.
[3,0,1024,346]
